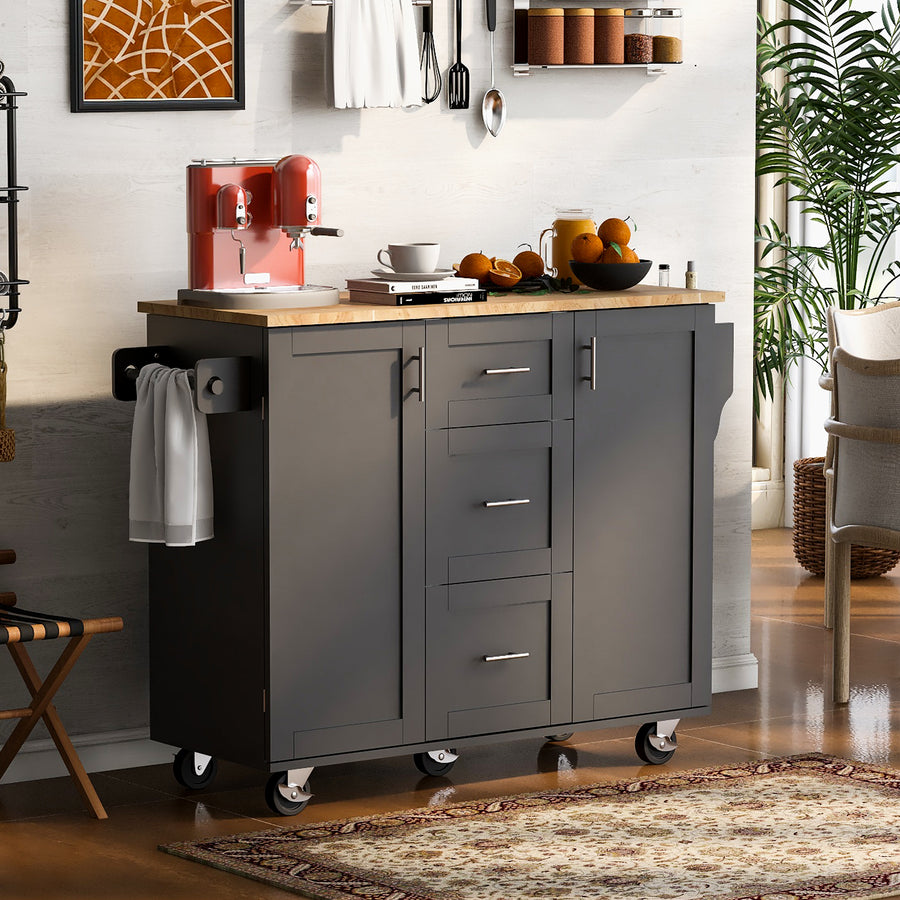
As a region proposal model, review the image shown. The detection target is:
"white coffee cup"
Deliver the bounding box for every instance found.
[377,243,440,273]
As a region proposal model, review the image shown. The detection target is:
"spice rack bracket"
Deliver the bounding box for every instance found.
[513,0,678,76]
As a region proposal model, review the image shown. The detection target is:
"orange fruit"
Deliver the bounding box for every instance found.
[513,249,545,278]
[621,246,640,263]
[488,259,523,288]
[571,232,605,264]
[597,217,631,247]
[599,245,625,264]
[455,252,493,283]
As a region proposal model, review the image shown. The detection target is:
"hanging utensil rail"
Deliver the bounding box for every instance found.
[0,61,27,332]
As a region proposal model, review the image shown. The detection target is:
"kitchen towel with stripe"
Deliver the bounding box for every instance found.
[129,363,213,547]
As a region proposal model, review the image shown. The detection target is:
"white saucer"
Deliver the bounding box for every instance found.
[371,268,456,281]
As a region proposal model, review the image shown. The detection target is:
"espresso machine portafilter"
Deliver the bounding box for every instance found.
[178,155,344,310]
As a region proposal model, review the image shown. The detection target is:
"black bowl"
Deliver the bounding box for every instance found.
[569,259,653,291]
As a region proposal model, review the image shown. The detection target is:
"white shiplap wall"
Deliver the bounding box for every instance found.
[0,0,754,781]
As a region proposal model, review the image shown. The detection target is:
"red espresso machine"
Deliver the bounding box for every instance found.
[177,155,343,309]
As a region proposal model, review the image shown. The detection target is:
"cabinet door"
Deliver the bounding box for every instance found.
[267,322,425,763]
[572,306,716,723]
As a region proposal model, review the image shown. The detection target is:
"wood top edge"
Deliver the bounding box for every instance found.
[137,287,726,328]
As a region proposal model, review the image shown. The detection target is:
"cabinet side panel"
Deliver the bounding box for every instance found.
[146,316,267,768]
[573,309,695,721]
[268,325,407,761]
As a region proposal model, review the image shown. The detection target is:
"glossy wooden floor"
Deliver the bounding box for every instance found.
[4,527,900,900]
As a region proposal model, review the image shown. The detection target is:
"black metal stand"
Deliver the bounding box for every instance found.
[0,60,27,331]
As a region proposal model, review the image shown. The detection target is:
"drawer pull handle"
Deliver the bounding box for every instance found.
[583,337,597,390]
[483,498,531,508]
[412,346,425,403]
[484,366,531,375]
[484,652,531,662]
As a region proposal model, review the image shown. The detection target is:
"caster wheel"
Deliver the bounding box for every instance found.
[634,722,677,765]
[173,749,218,790]
[544,733,574,743]
[265,772,311,816]
[413,749,457,777]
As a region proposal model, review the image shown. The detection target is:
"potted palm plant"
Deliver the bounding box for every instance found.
[755,0,900,574]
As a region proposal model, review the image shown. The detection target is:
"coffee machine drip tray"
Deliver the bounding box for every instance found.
[178,285,341,310]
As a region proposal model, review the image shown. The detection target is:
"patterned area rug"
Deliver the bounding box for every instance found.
[161,754,900,900]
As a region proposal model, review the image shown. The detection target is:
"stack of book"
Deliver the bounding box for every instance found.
[346,276,487,306]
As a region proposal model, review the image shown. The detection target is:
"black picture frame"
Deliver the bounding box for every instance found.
[69,0,245,113]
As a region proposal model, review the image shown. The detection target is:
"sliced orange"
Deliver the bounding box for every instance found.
[488,259,523,288]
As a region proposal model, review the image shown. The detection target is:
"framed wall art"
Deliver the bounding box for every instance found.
[70,0,245,112]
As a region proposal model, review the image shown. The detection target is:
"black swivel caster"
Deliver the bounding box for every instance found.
[544,733,574,743]
[413,749,458,776]
[265,772,312,816]
[173,748,218,790]
[634,722,677,765]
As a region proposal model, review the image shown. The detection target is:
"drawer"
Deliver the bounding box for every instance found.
[426,421,573,585]
[426,576,558,740]
[425,316,554,428]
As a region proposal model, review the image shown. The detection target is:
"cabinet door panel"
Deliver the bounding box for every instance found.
[268,323,425,762]
[573,307,704,723]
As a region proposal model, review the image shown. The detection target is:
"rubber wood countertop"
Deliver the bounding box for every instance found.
[137,285,725,328]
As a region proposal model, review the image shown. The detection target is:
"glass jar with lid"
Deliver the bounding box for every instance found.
[653,8,683,63]
[623,9,654,64]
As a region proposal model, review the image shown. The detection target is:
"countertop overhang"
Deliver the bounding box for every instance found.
[137,285,725,328]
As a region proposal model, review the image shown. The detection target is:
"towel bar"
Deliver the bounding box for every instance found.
[111,346,251,415]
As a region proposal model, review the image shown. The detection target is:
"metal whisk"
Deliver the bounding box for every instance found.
[420,2,441,103]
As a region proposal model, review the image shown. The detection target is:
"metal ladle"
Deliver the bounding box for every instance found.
[482,0,506,137]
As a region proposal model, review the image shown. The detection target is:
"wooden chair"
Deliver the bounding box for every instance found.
[822,306,900,702]
[0,549,123,818]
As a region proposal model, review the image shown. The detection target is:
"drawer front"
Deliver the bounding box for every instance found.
[426,576,562,740]
[426,421,572,585]
[426,316,553,428]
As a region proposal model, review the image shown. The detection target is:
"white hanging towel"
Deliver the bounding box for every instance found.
[328,0,422,109]
[129,363,214,547]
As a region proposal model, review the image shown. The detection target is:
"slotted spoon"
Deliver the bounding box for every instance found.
[449,0,469,109]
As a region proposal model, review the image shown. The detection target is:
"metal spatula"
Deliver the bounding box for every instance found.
[449,0,469,109]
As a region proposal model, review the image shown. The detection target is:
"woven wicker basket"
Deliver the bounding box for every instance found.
[792,456,900,578]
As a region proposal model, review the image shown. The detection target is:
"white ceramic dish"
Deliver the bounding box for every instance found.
[370,268,456,281]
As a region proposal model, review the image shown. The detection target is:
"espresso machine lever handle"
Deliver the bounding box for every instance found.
[309,227,344,237]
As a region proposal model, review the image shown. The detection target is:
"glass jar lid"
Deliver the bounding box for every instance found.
[654,8,683,16]
[528,7,564,14]
[624,8,655,17]
[565,8,595,15]
[595,7,625,15]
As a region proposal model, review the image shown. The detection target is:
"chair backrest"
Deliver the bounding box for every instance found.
[828,346,900,548]
[828,300,900,360]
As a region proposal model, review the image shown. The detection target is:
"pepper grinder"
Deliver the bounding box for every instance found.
[685,260,697,289]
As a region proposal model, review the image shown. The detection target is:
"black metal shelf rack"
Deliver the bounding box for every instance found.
[0,60,27,330]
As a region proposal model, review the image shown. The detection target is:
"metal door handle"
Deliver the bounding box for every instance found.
[483,498,531,507]
[583,336,597,390]
[412,345,425,402]
[483,366,531,375]
[483,652,531,662]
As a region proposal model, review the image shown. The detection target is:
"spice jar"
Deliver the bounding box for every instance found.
[594,8,624,65]
[528,8,565,65]
[624,8,653,64]
[653,8,683,63]
[564,9,594,65]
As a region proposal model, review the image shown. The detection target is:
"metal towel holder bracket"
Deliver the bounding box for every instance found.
[111,346,251,415]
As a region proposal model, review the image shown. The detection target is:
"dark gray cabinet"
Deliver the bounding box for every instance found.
[143,302,731,813]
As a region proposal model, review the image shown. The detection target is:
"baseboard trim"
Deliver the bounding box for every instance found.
[712,653,760,693]
[1,728,176,785]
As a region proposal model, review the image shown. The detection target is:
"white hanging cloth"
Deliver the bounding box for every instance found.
[328,0,422,109]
